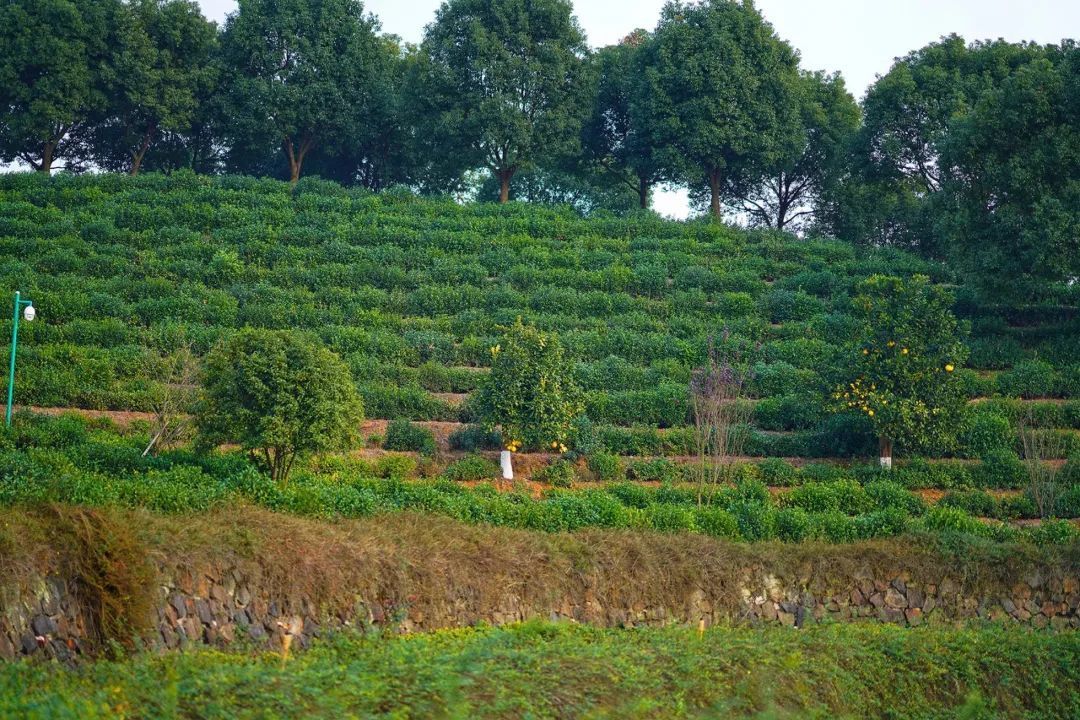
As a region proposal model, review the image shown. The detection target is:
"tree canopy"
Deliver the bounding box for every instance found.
[0,0,124,173]
[832,275,969,466]
[197,329,364,484]
[642,0,802,219]
[420,0,591,203]
[219,0,385,183]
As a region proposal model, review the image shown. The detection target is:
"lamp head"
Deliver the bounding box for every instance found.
[22,304,34,322]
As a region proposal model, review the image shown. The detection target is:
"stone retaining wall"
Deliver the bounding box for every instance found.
[5,562,1078,662]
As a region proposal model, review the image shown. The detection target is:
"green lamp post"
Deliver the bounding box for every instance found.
[5,291,36,427]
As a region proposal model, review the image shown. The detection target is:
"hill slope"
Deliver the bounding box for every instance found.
[0,172,1076,461]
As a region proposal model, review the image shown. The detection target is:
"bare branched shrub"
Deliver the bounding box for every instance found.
[689,332,754,504]
[1018,412,1066,519]
[143,345,199,457]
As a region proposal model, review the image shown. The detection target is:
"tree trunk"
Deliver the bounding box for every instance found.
[498,168,515,203]
[709,169,721,220]
[284,136,310,185]
[130,131,153,176]
[638,175,649,210]
[39,142,55,174]
[879,436,893,470]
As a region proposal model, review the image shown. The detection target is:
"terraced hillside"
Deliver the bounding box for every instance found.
[1,172,1076,463]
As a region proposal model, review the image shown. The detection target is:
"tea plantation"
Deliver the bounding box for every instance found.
[1,171,1076,459]
[2,171,1080,715]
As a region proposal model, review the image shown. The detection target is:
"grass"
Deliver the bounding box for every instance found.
[2,621,1079,718]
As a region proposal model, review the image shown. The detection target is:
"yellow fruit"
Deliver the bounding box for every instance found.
[868,410,874,417]
[945,364,954,372]
[901,348,909,355]
[887,341,895,347]
[862,349,869,355]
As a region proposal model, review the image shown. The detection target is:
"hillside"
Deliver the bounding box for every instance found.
[0,172,1076,464]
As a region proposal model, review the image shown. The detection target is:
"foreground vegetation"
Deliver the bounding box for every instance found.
[3,413,1078,545]
[3,621,1079,718]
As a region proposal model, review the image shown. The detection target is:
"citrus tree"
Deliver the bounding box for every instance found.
[474,319,582,453]
[833,275,968,468]
[196,329,364,484]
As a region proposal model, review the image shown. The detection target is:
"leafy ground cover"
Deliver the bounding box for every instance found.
[2,413,1077,545]
[2,621,1078,719]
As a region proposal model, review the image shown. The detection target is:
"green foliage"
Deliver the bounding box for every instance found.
[383,419,437,456]
[960,410,1014,458]
[997,360,1058,398]
[474,320,583,452]
[218,0,386,182]
[418,0,589,201]
[586,452,624,482]
[196,329,364,484]
[441,454,500,482]
[941,43,1080,298]
[0,174,1070,477]
[834,275,969,458]
[534,459,576,488]
[642,0,801,218]
[6,623,1080,718]
[0,0,124,172]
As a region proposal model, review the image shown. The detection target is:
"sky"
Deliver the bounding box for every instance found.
[198,0,1079,217]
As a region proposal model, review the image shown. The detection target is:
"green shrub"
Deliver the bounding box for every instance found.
[960,411,1013,458]
[811,510,859,543]
[757,457,797,486]
[197,329,364,484]
[939,490,997,518]
[694,507,740,539]
[586,452,624,482]
[535,459,576,488]
[448,425,502,452]
[997,360,1057,398]
[973,449,1026,489]
[375,454,418,479]
[785,482,840,513]
[854,508,909,538]
[1027,519,1080,546]
[730,500,777,541]
[776,507,812,542]
[626,458,681,483]
[605,482,652,509]
[918,505,988,536]
[383,419,437,456]
[645,504,696,533]
[865,481,926,515]
[442,454,500,482]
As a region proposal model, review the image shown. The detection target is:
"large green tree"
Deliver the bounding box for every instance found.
[302,35,420,190]
[729,70,859,231]
[0,0,124,173]
[93,0,218,175]
[939,42,1079,299]
[419,0,591,203]
[641,0,801,220]
[581,31,667,210]
[836,36,1051,254]
[219,0,384,183]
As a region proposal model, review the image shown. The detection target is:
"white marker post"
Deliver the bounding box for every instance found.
[500,450,514,480]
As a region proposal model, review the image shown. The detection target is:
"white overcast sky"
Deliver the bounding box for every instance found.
[198,0,1079,217]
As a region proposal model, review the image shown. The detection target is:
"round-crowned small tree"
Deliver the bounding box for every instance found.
[474,320,582,475]
[196,329,364,484]
[832,275,968,468]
